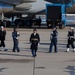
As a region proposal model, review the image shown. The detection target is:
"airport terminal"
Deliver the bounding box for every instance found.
[0,0,75,75]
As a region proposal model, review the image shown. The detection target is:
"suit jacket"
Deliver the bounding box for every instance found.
[0,30,6,40]
[30,33,40,50]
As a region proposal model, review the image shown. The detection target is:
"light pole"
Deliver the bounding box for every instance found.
[2,12,4,21]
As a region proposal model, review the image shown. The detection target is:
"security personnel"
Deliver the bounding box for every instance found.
[38,16,41,27]
[67,27,75,52]
[12,28,20,52]
[30,29,40,57]
[0,26,7,51]
[49,28,58,53]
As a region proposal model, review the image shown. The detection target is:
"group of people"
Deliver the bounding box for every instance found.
[49,27,75,53]
[0,26,75,57]
[0,27,39,57]
[29,27,75,57]
[0,26,20,52]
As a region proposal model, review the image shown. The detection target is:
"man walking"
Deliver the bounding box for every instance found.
[30,29,40,57]
[12,28,20,52]
[67,27,75,52]
[0,26,7,51]
[49,28,58,53]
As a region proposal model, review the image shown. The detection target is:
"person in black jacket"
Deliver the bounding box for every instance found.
[67,27,75,52]
[0,26,7,51]
[30,29,40,57]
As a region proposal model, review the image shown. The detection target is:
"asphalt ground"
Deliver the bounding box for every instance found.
[0,27,75,75]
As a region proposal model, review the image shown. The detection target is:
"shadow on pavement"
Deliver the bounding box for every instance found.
[0,58,33,63]
[0,53,31,57]
[24,42,67,46]
[0,68,7,72]
[65,66,75,75]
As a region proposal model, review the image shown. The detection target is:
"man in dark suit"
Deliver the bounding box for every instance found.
[30,29,40,57]
[0,26,7,51]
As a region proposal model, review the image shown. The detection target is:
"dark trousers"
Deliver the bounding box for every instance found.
[13,39,20,52]
[67,39,74,49]
[0,40,5,47]
[31,49,37,57]
[49,39,57,53]
[31,43,38,57]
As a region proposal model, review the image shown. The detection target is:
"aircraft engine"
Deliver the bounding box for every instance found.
[0,6,13,14]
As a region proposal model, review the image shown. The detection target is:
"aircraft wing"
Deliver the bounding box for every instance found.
[0,0,36,14]
[0,0,75,15]
[0,0,36,5]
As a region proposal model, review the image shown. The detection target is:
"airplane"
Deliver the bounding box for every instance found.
[0,0,36,5]
[0,0,75,15]
[0,0,36,13]
[0,0,36,20]
[0,0,75,21]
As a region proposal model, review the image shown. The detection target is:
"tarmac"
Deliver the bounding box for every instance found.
[0,27,75,75]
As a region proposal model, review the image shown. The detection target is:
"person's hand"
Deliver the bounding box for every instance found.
[16,37,18,39]
[38,43,40,46]
[30,43,31,44]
